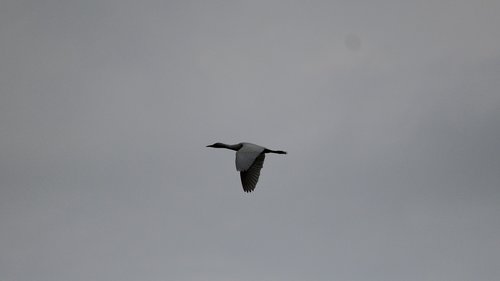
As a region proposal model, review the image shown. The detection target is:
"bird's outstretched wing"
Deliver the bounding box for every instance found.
[240,153,265,192]
[235,143,265,171]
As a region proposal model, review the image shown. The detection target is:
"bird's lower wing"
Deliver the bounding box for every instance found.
[240,153,265,193]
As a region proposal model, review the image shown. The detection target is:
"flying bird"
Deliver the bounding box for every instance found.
[206,142,287,192]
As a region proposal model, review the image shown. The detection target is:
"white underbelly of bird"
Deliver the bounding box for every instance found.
[207,142,287,192]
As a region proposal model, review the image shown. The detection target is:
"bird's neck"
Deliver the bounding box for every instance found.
[223,143,242,151]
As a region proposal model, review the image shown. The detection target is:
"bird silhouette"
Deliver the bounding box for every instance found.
[206,142,287,192]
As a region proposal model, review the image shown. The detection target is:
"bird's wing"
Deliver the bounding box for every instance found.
[240,153,265,192]
[235,143,265,171]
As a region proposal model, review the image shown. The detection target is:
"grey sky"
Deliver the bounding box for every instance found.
[1,1,499,280]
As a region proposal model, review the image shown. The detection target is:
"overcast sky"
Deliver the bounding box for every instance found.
[1,1,499,280]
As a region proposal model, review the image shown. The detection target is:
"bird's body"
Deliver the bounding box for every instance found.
[207,142,286,192]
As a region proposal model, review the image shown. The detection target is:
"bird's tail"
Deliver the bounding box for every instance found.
[268,149,287,154]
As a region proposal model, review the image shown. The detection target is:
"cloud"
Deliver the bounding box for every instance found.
[1,1,499,280]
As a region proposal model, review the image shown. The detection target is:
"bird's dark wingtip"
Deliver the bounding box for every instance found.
[242,186,254,193]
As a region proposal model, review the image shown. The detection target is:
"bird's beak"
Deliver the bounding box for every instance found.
[206,144,214,147]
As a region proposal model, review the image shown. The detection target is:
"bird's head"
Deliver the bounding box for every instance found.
[206,142,225,148]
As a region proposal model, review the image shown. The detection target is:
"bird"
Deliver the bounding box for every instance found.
[206,142,287,192]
